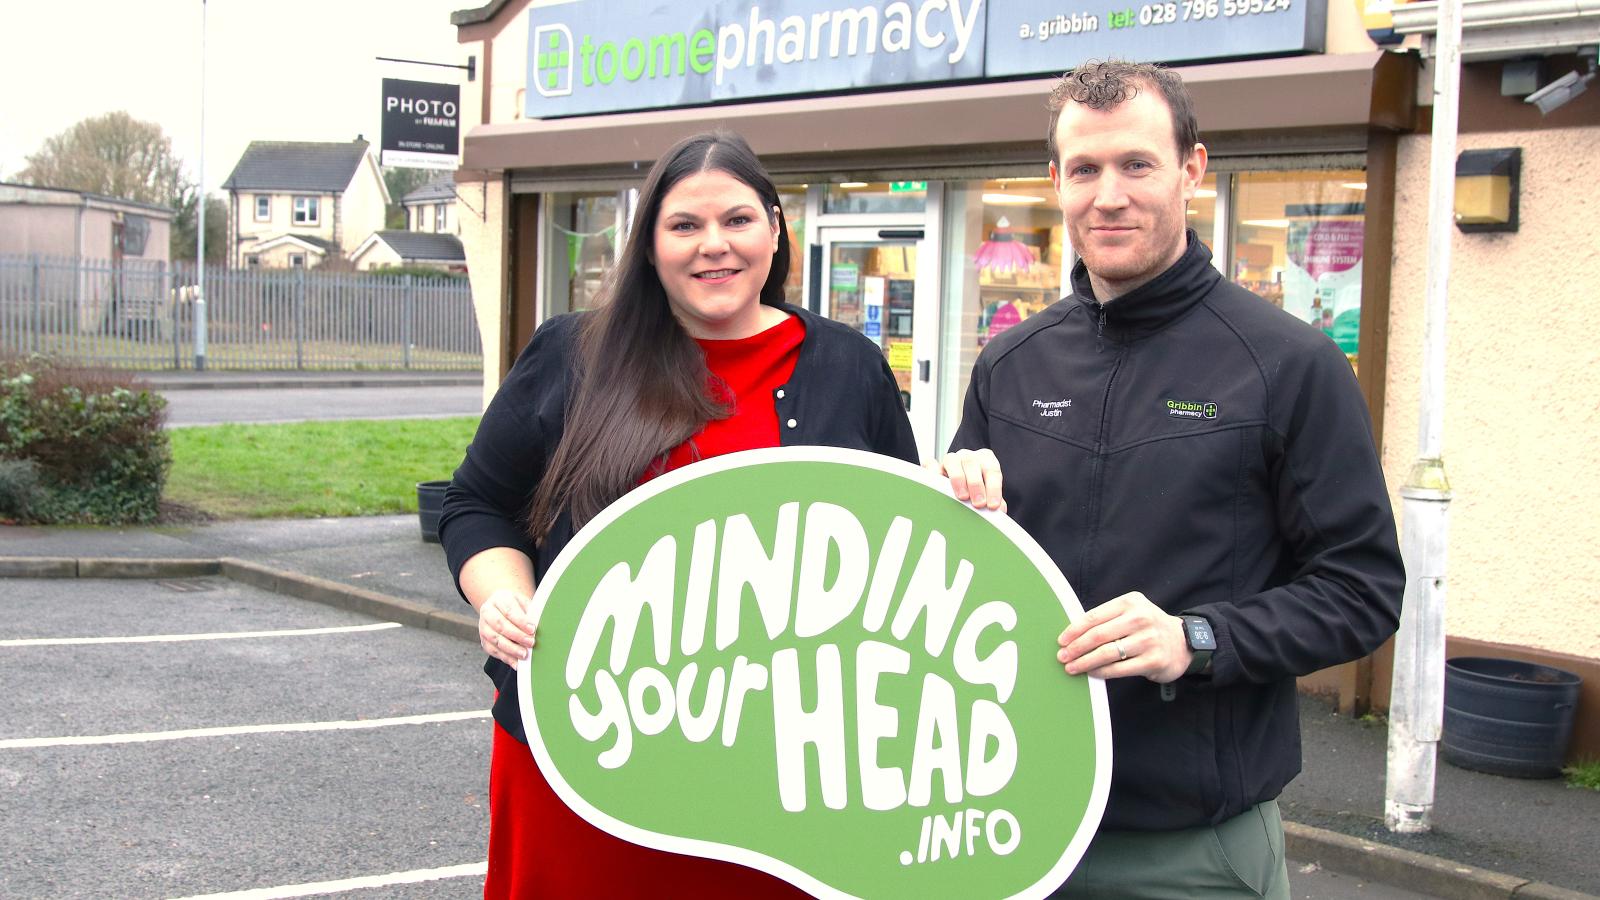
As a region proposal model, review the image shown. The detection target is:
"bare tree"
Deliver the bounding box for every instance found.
[16,111,186,207]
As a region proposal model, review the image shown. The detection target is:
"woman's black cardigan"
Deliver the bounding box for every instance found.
[439,303,920,742]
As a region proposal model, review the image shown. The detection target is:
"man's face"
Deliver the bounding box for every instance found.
[1049,87,1207,300]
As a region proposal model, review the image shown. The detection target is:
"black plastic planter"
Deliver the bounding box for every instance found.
[416,480,449,544]
[1442,656,1582,779]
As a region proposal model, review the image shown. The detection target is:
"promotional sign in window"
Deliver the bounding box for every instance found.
[519,447,1110,900]
[523,0,1327,119]
[380,78,460,170]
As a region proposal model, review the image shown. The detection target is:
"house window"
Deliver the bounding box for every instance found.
[288,253,306,268]
[437,203,449,232]
[293,196,320,226]
[254,196,271,220]
[245,254,261,267]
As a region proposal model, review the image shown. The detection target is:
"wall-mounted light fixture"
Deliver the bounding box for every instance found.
[1454,148,1521,233]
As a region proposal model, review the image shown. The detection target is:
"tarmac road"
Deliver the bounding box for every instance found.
[161,384,482,427]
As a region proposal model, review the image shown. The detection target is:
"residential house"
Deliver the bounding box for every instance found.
[222,139,389,269]
[349,175,466,272]
[401,176,460,236]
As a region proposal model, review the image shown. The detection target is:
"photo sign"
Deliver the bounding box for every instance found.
[519,447,1110,899]
[380,78,460,170]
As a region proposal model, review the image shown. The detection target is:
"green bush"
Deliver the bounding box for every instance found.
[0,356,170,524]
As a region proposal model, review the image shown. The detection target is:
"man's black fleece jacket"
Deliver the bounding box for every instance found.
[951,232,1404,832]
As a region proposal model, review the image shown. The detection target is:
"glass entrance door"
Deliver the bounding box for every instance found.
[816,226,938,458]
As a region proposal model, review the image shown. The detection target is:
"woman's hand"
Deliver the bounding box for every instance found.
[478,588,537,667]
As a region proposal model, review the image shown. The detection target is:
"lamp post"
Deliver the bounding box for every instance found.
[1385,0,1462,834]
[194,0,210,371]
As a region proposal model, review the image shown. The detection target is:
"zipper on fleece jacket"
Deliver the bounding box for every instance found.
[1076,341,1125,601]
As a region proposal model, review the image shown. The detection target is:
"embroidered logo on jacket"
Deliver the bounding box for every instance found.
[1032,398,1073,418]
[1165,399,1218,420]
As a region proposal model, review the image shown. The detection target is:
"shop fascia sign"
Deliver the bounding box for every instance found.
[520,447,1110,899]
[523,0,1326,119]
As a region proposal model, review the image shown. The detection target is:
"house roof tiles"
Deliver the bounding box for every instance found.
[401,176,458,204]
[223,140,370,193]
[373,231,466,262]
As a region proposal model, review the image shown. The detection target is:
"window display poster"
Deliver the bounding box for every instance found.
[864,276,887,341]
[518,448,1111,899]
[1284,220,1363,354]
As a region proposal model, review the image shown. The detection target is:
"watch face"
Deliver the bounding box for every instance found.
[1184,617,1217,651]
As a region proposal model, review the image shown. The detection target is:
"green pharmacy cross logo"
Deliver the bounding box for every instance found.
[519,448,1110,899]
[534,24,574,97]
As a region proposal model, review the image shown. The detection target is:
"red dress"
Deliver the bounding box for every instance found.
[486,314,813,899]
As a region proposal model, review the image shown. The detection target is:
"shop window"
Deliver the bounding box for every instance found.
[776,185,808,307]
[1191,174,1218,254]
[936,177,1065,444]
[1231,170,1366,369]
[543,192,621,317]
[824,181,927,214]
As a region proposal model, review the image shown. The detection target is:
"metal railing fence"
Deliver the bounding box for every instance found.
[0,254,482,371]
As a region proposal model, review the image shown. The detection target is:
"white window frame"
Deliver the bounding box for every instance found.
[436,202,448,232]
[254,195,271,221]
[292,196,320,226]
[288,253,306,268]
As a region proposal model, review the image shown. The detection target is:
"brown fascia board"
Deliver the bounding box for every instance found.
[464,52,1393,175]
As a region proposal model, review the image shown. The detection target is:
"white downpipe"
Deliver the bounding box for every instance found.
[1385,0,1462,835]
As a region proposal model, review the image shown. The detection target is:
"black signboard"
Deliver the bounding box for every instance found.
[381,78,460,170]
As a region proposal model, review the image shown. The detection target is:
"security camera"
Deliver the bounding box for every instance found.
[1525,59,1597,115]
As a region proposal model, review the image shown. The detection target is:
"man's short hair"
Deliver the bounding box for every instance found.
[1046,60,1201,166]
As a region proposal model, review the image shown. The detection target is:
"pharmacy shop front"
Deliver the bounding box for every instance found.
[456,0,1413,460]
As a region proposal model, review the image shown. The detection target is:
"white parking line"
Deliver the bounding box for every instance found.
[167,861,488,899]
[0,622,402,647]
[0,710,491,750]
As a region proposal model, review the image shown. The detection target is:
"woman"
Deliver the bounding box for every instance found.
[439,130,917,898]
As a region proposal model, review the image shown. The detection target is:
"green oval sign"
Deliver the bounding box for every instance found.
[520,447,1109,899]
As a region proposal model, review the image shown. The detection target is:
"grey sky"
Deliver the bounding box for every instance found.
[1,0,469,195]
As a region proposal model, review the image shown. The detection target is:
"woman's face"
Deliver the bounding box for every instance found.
[651,169,781,340]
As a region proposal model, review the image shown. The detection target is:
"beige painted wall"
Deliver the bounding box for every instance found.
[458,177,507,407]
[0,205,79,256]
[341,154,390,255]
[236,191,335,264]
[1385,126,1600,660]
[351,240,403,271]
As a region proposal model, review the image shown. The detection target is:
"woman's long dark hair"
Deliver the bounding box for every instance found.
[527,130,793,539]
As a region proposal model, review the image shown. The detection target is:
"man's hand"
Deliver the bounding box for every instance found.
[925,448,1006,512]
[1057,591,1192,683]
[478,588,536,667]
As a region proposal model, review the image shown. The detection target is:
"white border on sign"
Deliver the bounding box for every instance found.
[516,446,1112,900]
[379,149,459,171]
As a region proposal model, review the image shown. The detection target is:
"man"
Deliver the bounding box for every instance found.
[940,61,1404,897]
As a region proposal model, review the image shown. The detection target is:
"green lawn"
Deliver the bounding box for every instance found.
[165,417,479,518]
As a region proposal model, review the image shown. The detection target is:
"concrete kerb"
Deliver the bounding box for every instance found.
[3,555,1594,900]
[1287,816,1596,900]
[0,555,477,643]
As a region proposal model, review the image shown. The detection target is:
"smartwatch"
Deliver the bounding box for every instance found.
[1179,615,1216,676]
